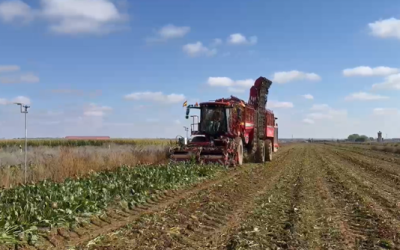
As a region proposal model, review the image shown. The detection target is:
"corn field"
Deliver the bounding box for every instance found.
[0,139,175,148]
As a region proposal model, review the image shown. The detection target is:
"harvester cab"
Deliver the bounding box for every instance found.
[169,76,279,166]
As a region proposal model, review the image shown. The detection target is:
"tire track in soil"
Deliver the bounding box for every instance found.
[225,145,345,250]
[29,146,293,250]
[329,144,400,166]
[223,149,306,249]
[316,146,400,249]
[327,145,400,182]
[323,146,400,211]
[77,146,301,250]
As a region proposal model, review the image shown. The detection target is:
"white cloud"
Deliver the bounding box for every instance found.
[211,38,222,46]
[143,24,191,42]
[207,77,234,87]
[158,24,190,39]
[372,108,400,116]
[343,66,399,77]
[345,92,389,101]
[0,73,39,84]
[182,42,216,57]
[307,113,333,119]
[368,18,400,40]
[206,77,254,93]
[272,70,321,84]
[0,0,128,35]
[207,77,254,87]
[310,104,330,111]
[268,101,294,108]
[306,104,347,121]
[83,103,112,117]
[303,118,314,124]
[235,79,254,88]
[0,0,33,22]
[124,91,185,104]
[0,96,31,105]
[302,94,314,100]
[42,0,128,35]
[12,96,31,105]
[0,98,8,105]
[0,65,20,73]
[372,73,400,90]
[227,33,257,45]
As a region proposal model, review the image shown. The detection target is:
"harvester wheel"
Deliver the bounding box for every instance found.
[235,137,243,166]
[255,140,265,163]
[266,139,273,162]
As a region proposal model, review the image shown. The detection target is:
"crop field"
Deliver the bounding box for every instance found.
[0,139,172,187]
[1,142,400,249]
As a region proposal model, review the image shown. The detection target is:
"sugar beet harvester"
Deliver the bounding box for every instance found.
[169,76,279,166]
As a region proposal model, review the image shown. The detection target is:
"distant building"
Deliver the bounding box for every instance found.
[65,136,110,140]
[377,131,382,143]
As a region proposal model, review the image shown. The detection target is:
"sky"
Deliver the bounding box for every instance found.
[1,0,400,139]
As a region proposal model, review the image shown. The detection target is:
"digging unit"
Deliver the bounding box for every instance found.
[169,76,279,166]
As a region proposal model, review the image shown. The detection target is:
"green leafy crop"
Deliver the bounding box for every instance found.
[0,162,224,246]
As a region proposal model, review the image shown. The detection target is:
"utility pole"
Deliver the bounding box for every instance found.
[15,103,30,184]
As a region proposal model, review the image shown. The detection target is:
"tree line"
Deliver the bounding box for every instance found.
[347,134,374,142]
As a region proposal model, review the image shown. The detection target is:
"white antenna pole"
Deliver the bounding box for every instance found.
[15,103,30,184]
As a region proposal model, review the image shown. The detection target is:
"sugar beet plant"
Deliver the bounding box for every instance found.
[0,162,224,246]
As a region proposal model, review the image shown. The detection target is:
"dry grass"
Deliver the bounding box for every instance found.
[370,145,400,154]
[0,144,169,188]
[0,139,174,148]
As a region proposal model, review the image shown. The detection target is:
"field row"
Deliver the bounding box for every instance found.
[0,139,174,148]
[2,143,400,249]
[84,144,400,249]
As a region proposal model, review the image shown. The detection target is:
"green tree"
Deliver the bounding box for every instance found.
[355,135,368,142]
[348,134,360,141]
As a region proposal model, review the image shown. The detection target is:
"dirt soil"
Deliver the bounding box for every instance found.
[35,144,400,250]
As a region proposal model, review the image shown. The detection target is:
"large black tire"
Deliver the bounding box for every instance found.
[235,137,244,166]
[255,140,265,163]
[265,139,272,162]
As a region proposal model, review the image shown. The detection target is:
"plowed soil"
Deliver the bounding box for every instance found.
[44,144,400,250]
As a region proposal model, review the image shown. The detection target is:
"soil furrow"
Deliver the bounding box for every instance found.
[226,145,345,249]
[322,147,400,210]
[332,144,400,165]
[325,146,400,203]
[32,147,292,250]
[317,147,400,249]
[23,144,400,250]
[329,146,400,179]
[78,145,299,250]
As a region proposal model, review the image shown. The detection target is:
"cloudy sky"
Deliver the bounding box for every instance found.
[1,0,400,139]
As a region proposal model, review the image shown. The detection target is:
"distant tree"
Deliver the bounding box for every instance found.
[355,135,368,142]
[348,134,370,142]
[348,134,360,141]
[369,137,374,141]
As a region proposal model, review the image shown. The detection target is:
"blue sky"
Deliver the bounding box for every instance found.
[1,0,400,138]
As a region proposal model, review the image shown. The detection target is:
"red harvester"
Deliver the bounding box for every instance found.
[169,76,279,166]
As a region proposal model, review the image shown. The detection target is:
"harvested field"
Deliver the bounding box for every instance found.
[2,143,400,249]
